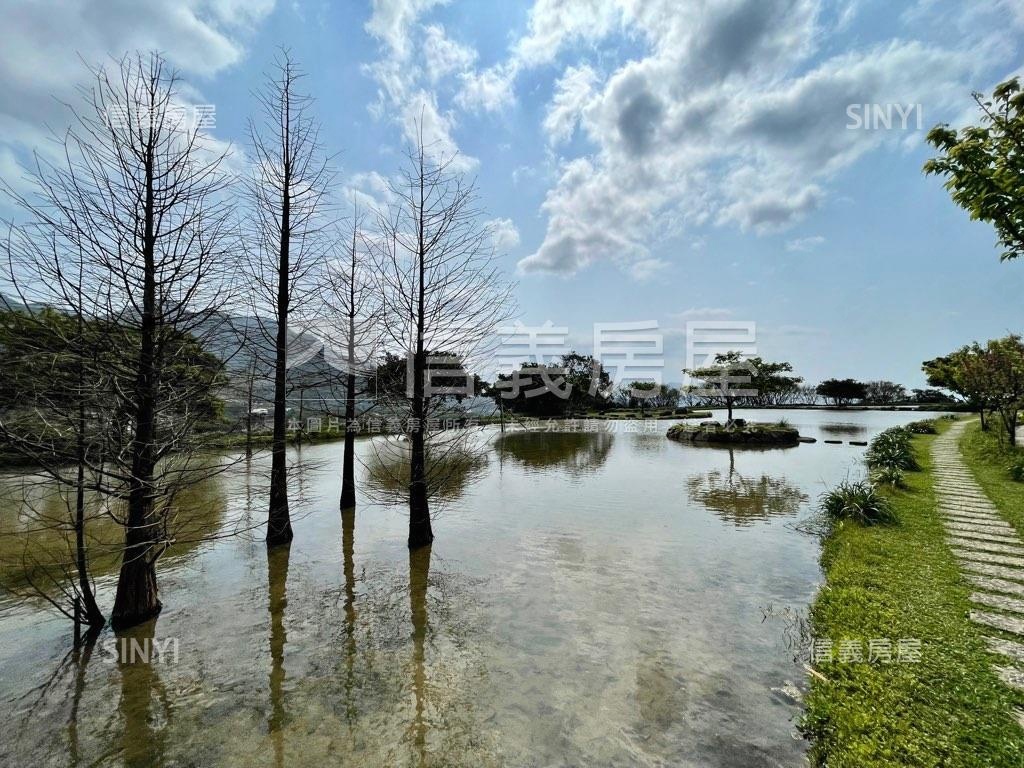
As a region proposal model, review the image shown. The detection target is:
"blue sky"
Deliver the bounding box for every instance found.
[2,0,1022,388]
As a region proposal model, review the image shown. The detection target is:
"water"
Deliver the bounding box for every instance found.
[0,409,940,767]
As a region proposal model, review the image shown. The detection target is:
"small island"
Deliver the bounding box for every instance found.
[666,420,801,447]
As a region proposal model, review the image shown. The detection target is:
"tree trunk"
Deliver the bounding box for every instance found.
[111,145,162,631]
[267,165,293,547]
[245,369,254,459]
[409,151,433,550]
[75,401,104,631]
[340,371,357,509]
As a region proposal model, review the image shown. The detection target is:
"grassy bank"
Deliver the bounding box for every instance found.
[960,421,1024,538]
[803,421,1024,766]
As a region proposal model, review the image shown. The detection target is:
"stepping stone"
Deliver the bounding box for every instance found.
[940,513,1005,525]
[962,562,1024,584]
[947,521,1016,536]
[965,574,1024,597]
[994,666,1024,691]
[954,550,1024,568]
[971,610,1024,637]
[971,591,1024,615]
[940,505,1001,515]
[944,529,1022,546]
[941,512,1005,525]
[950,538,1024,556]
[985,637,1024,664]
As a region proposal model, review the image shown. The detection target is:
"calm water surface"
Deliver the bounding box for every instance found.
[0,410,940,767]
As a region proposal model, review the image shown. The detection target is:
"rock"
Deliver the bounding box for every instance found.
[700,420,722,428]
[666,422,800,447]
[798,436,817,444]
[823,439,842,444]
[849,441,868,446]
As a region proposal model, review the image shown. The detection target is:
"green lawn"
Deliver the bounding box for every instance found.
[959,421,1024,539]
[803,421,1024,766]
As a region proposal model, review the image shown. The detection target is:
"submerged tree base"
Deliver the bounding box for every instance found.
[666,421,801,447]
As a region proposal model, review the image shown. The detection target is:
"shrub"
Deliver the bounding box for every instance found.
[905,419,937,434]
[871,465,906,488]
[820,479,895,525]
[1010,458,1024,483]
[865,427,920,471]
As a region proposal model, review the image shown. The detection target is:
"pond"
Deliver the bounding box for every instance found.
[0,409,941,767]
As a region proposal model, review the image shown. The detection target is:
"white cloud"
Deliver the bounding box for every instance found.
[365,0,448,58]
[543,64,600,145]
[423,23,477,82]
[514,0,993,276]
[0,0,274,162]
[630,257,669,282]
[364,0,479,168]
[456,64,517,113]
[786,235,826,252]
[487,217,521,252]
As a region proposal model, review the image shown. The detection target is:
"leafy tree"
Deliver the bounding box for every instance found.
[924,346,992,427]
[747,357,803,406]
[815,378,868,407]
[493,354,611,418]
[685,351,757,422]
[978,335,1024,446]
[864,380,907,405]
[925,78,1024,262]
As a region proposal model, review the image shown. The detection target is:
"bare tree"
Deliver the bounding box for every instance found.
[320,206,383,509]
[2,52,237,630]
[0,241,110,635]
[243,51,334,546]
[371,127,515,549]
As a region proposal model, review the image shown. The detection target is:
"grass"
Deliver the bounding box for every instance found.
[803,421,1024,766]
[864,426,921,471]
[959,421,1024,539]
[819,478,894,525]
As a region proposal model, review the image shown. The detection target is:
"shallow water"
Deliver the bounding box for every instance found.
[0,410,941,767]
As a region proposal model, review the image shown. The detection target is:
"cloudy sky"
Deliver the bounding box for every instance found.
[2,0,1023,387]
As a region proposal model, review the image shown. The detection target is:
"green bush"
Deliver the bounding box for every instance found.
[865,427,920,471]
[1010,458,1024,483]
[819,479,895,525]
[905,419,938,434]
[871,465,906,488]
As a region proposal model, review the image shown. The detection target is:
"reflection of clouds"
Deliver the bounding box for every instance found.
[687,452,808,527]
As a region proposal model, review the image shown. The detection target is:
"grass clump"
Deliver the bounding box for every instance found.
[871,465,906,489]
[820,478,894,525]
[865,427,920,471]
[905,419,938,434]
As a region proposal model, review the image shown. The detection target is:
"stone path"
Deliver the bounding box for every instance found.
[933,421,1024,725]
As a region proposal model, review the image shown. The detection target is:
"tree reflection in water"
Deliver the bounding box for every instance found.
[687,449,809,527]
[495,431,614,475]
[115,618,171,768]
[363,435,489,506]
[267,543,290,768]
[408,544,431,768]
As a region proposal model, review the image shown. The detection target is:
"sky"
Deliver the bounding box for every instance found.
[1,0,1022,389]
